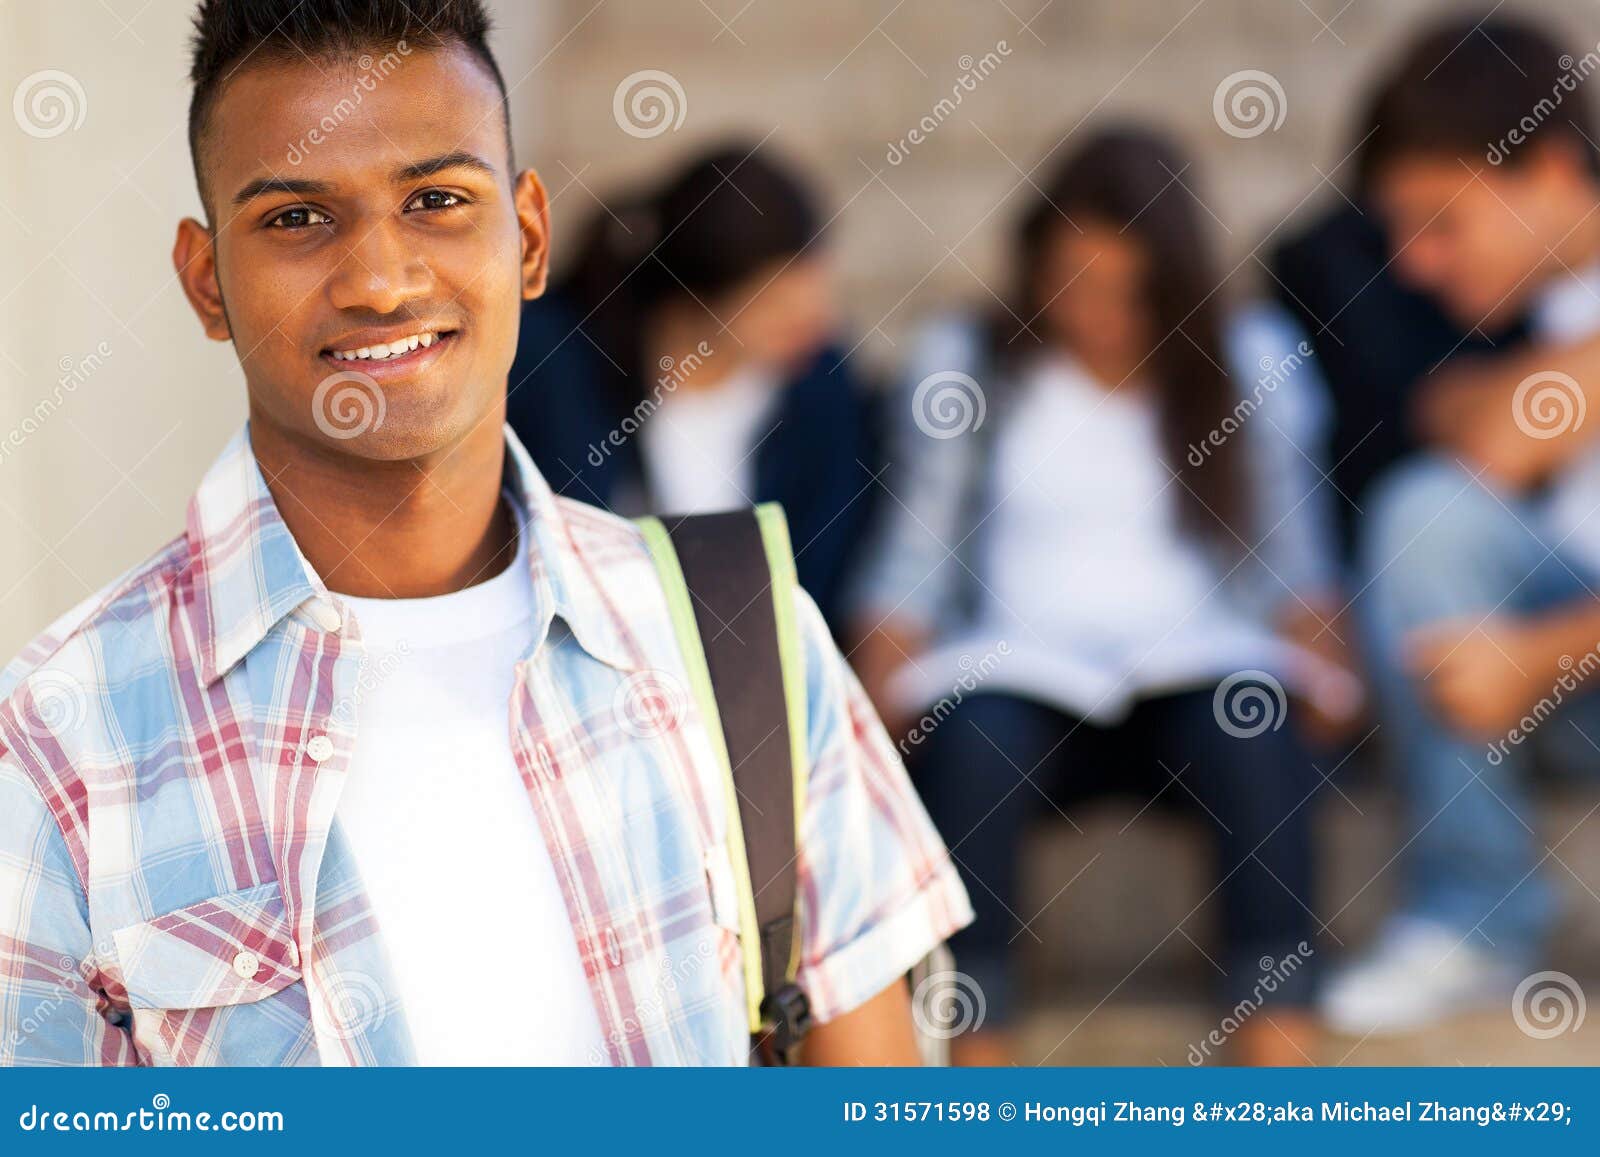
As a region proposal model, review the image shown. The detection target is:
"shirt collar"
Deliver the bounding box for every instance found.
[185,424,640,686]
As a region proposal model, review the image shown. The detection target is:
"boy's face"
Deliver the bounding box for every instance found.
[175,43,548,461]
[1375,149,1580,330]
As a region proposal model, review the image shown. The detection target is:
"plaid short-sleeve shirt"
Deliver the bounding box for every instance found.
[0,426,971,1066]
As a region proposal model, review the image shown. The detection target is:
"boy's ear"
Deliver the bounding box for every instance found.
[173,218,232,342]
[513,168,551,300]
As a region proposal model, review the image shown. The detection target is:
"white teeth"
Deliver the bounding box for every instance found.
[329,331,442,360]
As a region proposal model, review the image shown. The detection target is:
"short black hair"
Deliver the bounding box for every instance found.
[187,0,512,214]
[1358,13,1599,186]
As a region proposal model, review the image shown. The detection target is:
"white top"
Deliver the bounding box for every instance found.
[638,363,778,513]
[891,353,1315,723]
[1531,261,1600,576]
[312,516,609,1065]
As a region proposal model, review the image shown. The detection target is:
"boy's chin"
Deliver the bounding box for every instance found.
[1439,294,1515,332]
[300,403,483,462]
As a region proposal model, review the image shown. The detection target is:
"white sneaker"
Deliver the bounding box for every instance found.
[1320,918,1521,1035]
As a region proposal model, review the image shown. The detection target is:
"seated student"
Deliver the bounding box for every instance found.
[1321,16,1600,1034]
[1270,203,1526,560]
[849,126,1358,1066]
[506,145,877,634]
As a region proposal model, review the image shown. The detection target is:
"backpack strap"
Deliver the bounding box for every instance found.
[634,504,811,1063]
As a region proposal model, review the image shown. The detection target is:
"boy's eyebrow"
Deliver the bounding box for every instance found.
[228,153,497,209]
[392,151,498,181]
[231,175,332,208]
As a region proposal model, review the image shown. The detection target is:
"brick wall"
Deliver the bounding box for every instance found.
[515,0,1600,369]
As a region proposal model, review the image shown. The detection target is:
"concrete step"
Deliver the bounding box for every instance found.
[1017,999,1600,1066]
[1015,786,1600,995]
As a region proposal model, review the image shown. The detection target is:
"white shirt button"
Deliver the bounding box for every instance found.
[232,950,261,980]
[305,734,334,763]
[304,599,342,633]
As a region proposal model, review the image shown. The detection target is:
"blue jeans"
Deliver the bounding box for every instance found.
[907,689,1320,1025]
[1358,455,1600,960]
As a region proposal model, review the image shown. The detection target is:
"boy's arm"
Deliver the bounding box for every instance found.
[0,751,139,1065]
[788,588,973,1067]
[1408,597,1600,737]
[1416,331,1600,489]
[803,978,921,1066]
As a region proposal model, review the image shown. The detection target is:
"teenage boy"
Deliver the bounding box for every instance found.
[1323,15,1600,1033]
[0,0,970,1066]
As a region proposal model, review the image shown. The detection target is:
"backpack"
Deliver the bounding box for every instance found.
[635,504,954,1066]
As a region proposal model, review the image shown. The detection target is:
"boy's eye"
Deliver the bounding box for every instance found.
[267,206,331,229]
[406,189,463,212]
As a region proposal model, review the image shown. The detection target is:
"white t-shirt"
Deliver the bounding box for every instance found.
[638,363,778,513]
[313,517,609,1065]
[893,353,1290,723]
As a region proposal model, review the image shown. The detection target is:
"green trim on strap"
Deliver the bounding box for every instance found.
[752,502,808,980]
[634,515,766,1034]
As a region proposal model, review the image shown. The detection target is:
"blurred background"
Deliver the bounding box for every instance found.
[6,0,1600,1065]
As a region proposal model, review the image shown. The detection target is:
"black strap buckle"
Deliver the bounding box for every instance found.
[757,983,814,1063]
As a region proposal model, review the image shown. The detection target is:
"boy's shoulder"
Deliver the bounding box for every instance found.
[1,533,192,703]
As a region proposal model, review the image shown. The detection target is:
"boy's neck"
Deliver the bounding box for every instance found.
[247,407,517,600]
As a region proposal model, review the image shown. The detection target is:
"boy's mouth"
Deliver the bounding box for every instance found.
[320,327,459,366]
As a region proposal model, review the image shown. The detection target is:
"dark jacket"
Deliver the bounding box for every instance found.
[507,290,881,635]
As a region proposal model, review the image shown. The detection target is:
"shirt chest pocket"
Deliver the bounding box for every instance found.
[112,879,302,1010]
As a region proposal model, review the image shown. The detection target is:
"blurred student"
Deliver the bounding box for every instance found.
[1321,16,1600,1034]
[1270,182,1526,561]
[507,144,877,633]
[850,127,1358,1066]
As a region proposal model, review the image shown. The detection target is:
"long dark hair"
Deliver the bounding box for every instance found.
[999,126,1246,549]
[557,142,822,406]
